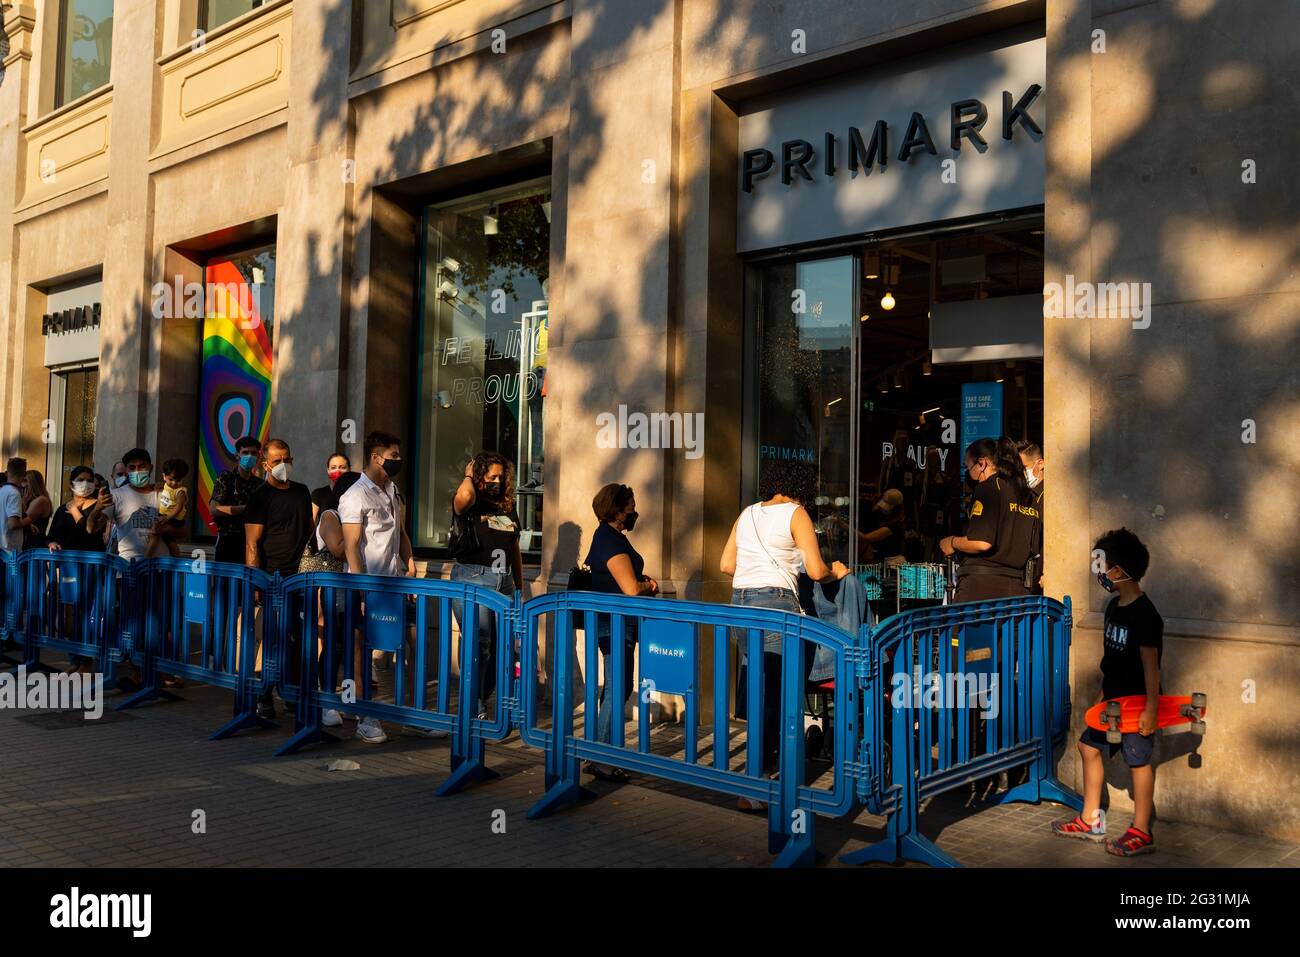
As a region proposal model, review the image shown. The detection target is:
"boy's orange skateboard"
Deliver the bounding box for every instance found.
[1085,692,1207,744]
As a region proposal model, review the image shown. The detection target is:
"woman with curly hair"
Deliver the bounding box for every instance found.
[451,450,524,717]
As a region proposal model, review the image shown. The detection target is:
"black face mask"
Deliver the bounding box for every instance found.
[482,480,503,499]
[621,510,639,532]
[381,458,403,478]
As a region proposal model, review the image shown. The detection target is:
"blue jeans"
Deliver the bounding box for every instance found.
[594,616,639,746]
[731,586,804,774]
[450,563,515,712]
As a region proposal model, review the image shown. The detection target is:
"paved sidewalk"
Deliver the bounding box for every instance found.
[1,678,1296,868]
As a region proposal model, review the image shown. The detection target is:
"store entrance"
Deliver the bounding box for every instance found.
[46,364,99,510]
[748,216,1044,611]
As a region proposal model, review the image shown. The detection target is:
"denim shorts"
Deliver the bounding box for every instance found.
[1080,725,1154,768]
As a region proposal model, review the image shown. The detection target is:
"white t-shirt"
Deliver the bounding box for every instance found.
[0,483,22,551]
[103,485,162,560]
[732,501,804,591]
[337,473,405,577]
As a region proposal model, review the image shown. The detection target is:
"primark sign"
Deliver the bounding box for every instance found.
[737,33,1046,252]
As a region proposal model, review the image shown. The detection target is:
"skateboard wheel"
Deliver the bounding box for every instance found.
[1189,752,1203,769]
[1106,729,1122,745]
[1105,701,1121,719]
[1191,692,1207,710]
[1191,720,1206,735]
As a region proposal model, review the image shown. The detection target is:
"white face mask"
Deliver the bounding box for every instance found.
[270,462,292,483]
[71,480,94,498]
[1025,467,1041,488]
[114,474,128,488]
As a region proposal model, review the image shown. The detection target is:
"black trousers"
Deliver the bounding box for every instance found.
[955,572,1031,602]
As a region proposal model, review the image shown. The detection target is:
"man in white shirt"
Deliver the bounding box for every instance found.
[0,458,27,552]
[339,430,414,743]
[89,448,167,561]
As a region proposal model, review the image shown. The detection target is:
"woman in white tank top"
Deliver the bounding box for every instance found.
[719,463,850,800]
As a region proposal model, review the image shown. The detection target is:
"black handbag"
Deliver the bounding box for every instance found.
[448,509,480,560]
[567,565,593,590]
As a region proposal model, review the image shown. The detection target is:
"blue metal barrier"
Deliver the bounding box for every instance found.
[518,590,857,867]
[1050,600,1072,741]
[0,549,20,664]
[274,571,518,795]
[10,550,128,679]
[841,594,1081,867]
[116,557,274,739]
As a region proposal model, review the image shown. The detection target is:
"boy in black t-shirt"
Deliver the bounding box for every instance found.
[1052,527,1163,856]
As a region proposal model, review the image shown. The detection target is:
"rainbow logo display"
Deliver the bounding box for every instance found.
[196,256,274,533]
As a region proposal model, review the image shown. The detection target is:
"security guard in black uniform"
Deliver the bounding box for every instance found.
[940,436,1041,601]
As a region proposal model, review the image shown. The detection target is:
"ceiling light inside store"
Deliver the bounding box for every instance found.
[440,257,461,274]
[859,313,870,322]
[893,374,903,390]
[437,279,460,301]
[880,290,896,310]
[483,205,499,235]
[922,361,932,376]
[864,251,880,279]
[878,379,890,394]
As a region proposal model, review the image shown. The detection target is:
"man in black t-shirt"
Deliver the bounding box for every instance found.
[244,439,313,577]
[1052,527,1164,858]
[244,439,313,718]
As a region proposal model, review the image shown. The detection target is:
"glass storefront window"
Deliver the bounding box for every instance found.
[55,0,113,108]
[413,180,550,553]
[751,256,856,565]
[45,366,98,510]
[196,245,276,535]
[200,0,266,31]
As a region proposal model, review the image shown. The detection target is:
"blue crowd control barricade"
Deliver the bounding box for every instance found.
[518,591,857,867]
[842,594,1082,868]
[275,571,517,795]
[9,550,127,679]
[116,557,273,739]
[1,549,22,664]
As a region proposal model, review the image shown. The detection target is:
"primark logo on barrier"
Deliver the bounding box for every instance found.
[891,666,999,719]
[0,667,103,719]
[647,643,686,659]
[50,887,151,937]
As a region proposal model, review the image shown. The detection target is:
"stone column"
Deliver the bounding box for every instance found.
[0,4,34,454]
[269,0,354,475]
[547,0,680,584]
[1043,0,1092,787]
[97,0,159,474]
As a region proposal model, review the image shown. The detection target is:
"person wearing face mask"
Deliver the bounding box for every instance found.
[89,449,164,562]
[721,461,850,803]
[582,482,659,782]
[48,467,105,553]
[1053,527,1163,857]
[209,435,265,565]
[311,452,352,525]
[339,430,416,744]
[450,450,524,720]
[0,457,27,552]
[244,439,315,719]
[939,436,1041,602]
[243,439,313,579]
[1016,440,1046,591]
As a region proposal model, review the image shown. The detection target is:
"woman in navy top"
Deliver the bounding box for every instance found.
[584,483,658,780]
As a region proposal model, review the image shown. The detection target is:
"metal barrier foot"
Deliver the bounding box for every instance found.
[771,831,817,868]
[995,774,1082,811]
[435,757,500,797]
[526,780,595,819]
[839,832,960,868]
[273,722,338,755]
[210,709,277,741]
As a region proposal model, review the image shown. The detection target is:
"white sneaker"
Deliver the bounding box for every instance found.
[322,709,343,727]
[354,717,387,743]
